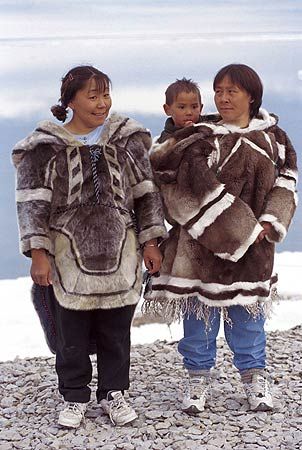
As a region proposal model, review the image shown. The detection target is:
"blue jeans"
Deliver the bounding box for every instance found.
[178,304,266,372]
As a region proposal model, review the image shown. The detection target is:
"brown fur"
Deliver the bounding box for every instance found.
[144,110,297,318]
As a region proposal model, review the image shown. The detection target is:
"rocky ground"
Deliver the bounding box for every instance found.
[0,325,302,450]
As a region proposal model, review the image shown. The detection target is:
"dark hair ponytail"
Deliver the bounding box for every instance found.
[50,104,68,122]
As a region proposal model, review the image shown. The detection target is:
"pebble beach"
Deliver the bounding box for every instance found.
[1,324,302,450]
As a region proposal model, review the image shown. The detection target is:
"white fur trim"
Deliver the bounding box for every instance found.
[153,273,271,293]
[281,168,298,182]
[215,222,263,262]
[207,138,220,168]
[217,138,242,173]
[150,273,274,307]
[276,142,286,161]
[207,109,277,135]
[263,131,273,152]
[258,213,278,224]
[269,220,287,242]
[16,188,52,203]
[274,177,296,193]
[242,138,275,164]
[187,192,235,239]
[132,180,158,199]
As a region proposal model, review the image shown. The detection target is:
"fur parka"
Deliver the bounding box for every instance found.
[12,113,167,310]
[143,109,298,321]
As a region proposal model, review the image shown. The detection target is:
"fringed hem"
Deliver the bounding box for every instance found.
[142,290,278,329]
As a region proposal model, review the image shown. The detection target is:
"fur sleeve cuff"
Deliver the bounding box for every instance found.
[132,180,159,199]
[258,214,287,243]
[20,236,53,258]
[138,225,168,245]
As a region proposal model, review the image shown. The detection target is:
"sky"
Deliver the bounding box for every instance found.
[1,1,301,37]
[0,0,301,119]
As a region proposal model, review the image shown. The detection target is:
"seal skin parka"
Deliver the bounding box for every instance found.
[12,113,167,311]
[143,109,298,320]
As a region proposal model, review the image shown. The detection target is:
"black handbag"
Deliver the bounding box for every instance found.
[31,284,97,355]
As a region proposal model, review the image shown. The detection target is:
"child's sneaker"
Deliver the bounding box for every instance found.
[244,372,274,411]
[182,375,209,414]
[58,401,87,428]
[100,391,137,426]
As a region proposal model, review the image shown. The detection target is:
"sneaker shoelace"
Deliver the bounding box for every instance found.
[65,402,85,416]
[187,377,208,400]
[245,375,270,398]
[109,394,132,424]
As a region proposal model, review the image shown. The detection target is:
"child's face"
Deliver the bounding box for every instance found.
[68,78,112,133]
[163,91,202,128]
[214,76,251,127]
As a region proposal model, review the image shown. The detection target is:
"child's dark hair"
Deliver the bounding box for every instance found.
[51,65,111,122]
[213,64,263,118]
[165,78,202,106]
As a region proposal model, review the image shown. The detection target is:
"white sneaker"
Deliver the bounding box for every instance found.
[244,373,274,411]
[58,402,87,428]
[182,376,209,414]
[100,391,137,426]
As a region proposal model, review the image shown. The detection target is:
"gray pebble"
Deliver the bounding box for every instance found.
[0,325,301,449]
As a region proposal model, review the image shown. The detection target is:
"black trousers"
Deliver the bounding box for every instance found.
[54,299,136,403]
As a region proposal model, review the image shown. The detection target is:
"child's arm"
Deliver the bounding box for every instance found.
[258,129,298,242]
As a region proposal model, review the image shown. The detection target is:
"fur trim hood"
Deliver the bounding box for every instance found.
[12,112,152,167]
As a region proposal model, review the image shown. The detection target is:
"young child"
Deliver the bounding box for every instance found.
[12,65,166,428]
[157,77,204,143]
[144,64,298,414]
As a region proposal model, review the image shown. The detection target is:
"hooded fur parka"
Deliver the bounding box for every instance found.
[143,109,298,320]
[12,113,167,310]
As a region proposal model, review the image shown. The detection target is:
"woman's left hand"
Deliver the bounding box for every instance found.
[143,246,163,274]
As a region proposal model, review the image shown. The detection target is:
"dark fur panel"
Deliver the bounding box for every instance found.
[16,144,56,190]
[259,127,298,236]
[193,196,260,259]
[273,126,298,171]
[124,134,154,184]
[17,200,52,256]
[134,191,167,242]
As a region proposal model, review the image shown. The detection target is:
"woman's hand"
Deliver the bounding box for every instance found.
[255,221,274,244]
[143,240,162,274]
[31,249,52,286]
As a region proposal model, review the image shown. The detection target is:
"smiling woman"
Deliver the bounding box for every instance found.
[11,63,167,428]
[50,66,112,130]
